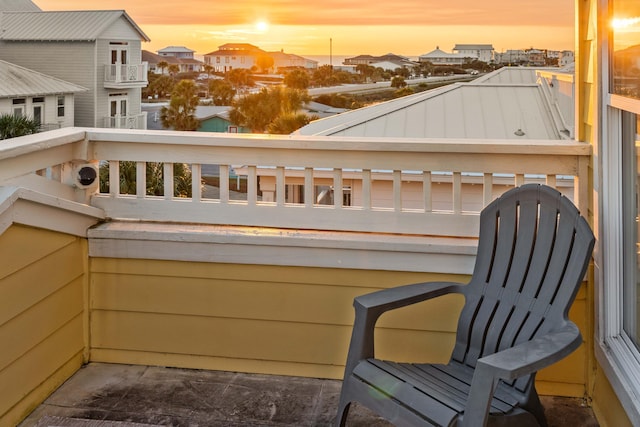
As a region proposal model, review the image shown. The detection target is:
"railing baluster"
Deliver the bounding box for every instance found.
[483,173,493,207]
[333,169,343,208]
[109,161,120,197]
[423,171,432,212]
[453,172,462,213]
[393,170,402,212]
[304,168,313,208]
[136,161,145,198]
[545,174,557,190]
[276,166,285,206]
[164,163,173,199]
[248,166,257,205]
[191,164,201,202]
[219,165,229,202]
[363,169,372,210]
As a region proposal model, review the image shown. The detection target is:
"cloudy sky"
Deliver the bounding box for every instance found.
[35,0,576,57]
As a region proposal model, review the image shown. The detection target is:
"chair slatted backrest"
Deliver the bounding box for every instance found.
[451,184,594,392]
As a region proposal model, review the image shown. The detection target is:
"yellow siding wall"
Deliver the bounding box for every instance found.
[0,224,87,427]
[89,257,590,396]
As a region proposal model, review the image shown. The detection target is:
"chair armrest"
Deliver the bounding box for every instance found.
[342,281,465,377]
[461,322,582,427]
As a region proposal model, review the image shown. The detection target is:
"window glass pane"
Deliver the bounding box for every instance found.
[611,0,640,99]
[623,112,640,349]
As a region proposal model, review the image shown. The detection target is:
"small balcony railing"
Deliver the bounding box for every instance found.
[104,62,148,87]
[103,113,147,130]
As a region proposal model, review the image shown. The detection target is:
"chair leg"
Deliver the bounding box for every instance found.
[335,399,351,427]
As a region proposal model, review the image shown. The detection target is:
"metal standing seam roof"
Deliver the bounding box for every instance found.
[295,67,570,140]
[0,0,40,12]
[0,10,150,41]
[0,59,87,97]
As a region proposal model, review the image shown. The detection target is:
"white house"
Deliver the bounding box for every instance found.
[157,46,195,59]
[203,43,265,73]
[452,44,494,63]
[0,3,150,129]
[0,60,86,130]
[419,46,470,66]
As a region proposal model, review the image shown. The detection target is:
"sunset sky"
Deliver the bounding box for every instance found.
[34,0,576,58]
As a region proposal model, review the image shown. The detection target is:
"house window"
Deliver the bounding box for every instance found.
[611,0,640,99]
[12,98,25,117]
[57,96,65,117]
[32,97,44,126]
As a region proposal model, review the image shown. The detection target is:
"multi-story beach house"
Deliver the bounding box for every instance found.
[0,1,150,129]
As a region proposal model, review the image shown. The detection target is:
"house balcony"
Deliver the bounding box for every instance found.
[103,112,147,130]
[103,62,148,88]
[0,128,595,426]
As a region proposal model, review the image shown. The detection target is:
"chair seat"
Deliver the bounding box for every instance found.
[351,359,527,425]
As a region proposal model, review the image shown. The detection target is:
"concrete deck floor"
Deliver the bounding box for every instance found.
[19,363,599,427]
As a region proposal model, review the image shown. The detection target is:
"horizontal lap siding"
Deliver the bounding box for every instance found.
[89,259,466,379]
[88,257,590,396]
[0,225,87,427]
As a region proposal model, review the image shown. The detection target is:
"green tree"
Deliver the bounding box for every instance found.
[148,74,175,98]
[167,64,180,79]
[209,79,236,105]
[226,68,255,91]
[160,80,200,131]
[0,114,39,140]
[99,161,194,197]
[157,60,168,75]
[256,54,275,73]
[229,86,310,133]
[284,69,310,89]
[312,65,338,87]
[267,112,319,134]
[391,76,407,88]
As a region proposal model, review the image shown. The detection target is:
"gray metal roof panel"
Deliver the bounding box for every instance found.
[297,68,566,140]
[0,60,87,97]
[0,10,150,41]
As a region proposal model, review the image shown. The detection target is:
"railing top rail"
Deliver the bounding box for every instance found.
[85,128,592,155]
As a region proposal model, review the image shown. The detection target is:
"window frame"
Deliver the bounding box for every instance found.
[597,0,640,422]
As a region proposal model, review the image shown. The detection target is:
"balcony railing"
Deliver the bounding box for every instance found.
[103,62,148,87]
[103,112,147,130]
[0,128,591,239]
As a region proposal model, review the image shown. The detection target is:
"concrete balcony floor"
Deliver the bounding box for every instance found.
[20,363,599,427]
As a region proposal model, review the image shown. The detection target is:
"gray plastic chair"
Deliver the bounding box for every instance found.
[335,184,595,427]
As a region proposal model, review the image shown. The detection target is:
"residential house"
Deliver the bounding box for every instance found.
[0,60,86,131]
[269,50,318,71]
[2,0,640,426]
[526,48,547,66]
[495,49,529,64]
[142,50,204,74]
[204,43,265,73]
[195,106,251,133]
[344,53,415,67]
[559,50,575,67]
[157,45,195,59]
[452,43,494,63]
[419,46,470,66]
[0,5,150,130]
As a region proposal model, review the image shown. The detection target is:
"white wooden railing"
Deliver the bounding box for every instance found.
[103,113,147,130]
[104,62,148,85]
[0,128,591,238]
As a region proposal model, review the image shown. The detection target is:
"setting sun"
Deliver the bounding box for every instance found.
[255,20,269,32]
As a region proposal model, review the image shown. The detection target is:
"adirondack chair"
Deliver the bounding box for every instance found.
[335,184,595,427]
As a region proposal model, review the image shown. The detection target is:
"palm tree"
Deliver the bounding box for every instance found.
[0,114,39,140]
[157,60,168,75]
[160,80,200,131]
